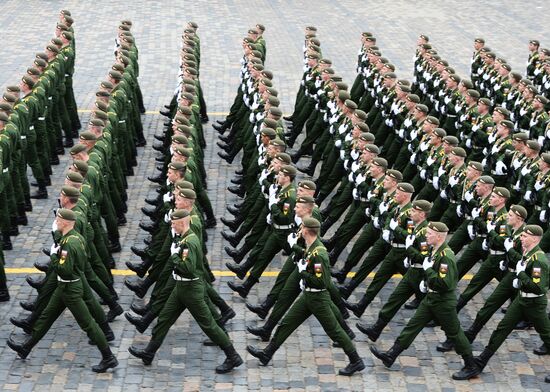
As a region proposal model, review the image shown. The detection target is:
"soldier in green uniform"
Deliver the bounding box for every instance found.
[370,222,481,380]
[128,209,243,374]
[7,209,118,373]
[527,40,540,81]
[474,225,550,374]
[247,217,365,376]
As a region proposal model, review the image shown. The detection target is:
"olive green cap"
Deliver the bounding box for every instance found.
[443,136,459,146]
[512,132,528,141]
[109,70,123,81]
[168,162,186,174]
[260,78,273,87]
[171,209,190,220]
[354,109,367,121]
[541,152,550,164]
[175,180,194,191]
[267,87,278,96]
[383,72,397,79]
[510,204,528,220]
[61,185,80,198]
[397,182,415,193]
[100,80,113,90]
[57,208,76,221]
[415,104,429,113]
[260,127,276,138]
[526,140,541,151]
[34,58,47,68]
[70,144,87,155]
[72,160,89,174]
[46,44,59,54]
[0,102,11,112]
[298,180,316,190]
[178,106,192,115]
[500,120,514,130]
[467,89,480,99]
[386,169,403,181]
[360,132,375,142]
[269,107,282,117]
[0,112,8,123]
[267,96,280,106]
[270,138,286,148]
[338,91,351,101]
[426,116,440,125]
[89,118,105,127]
[280,164,297,177]
[263,118,278,129]
[307,53,320,60]
[413,200,432,213]
[468,161,483,171]
[494,107,510,117]
[344,99,357,110]
[428,221,449,233]
[172,135,189,145]
[275,152,291,164]
[449,74,461,83]
[302,217,321,229]
[94,100,108,112]
[296,195,315,204]
[335,82,348,90]
[535,95,549,105]
[173,116,190,126]
[356,123,370,133]
[407,94,420,103]
[372,157,388,168]
[21,75,35,88]
[178,188,196,199]
[478,175,495,185]
[364,144,380,154]
[320,58,332,65]
[174,146,191,157]
[451,147,467,157]
[524,224,543,236]
[96,90,110,97]
[479,97,492,107]
[433,128,447,138]
[493,187,510,199]
[79,131,97,141]
[66,171,84,183]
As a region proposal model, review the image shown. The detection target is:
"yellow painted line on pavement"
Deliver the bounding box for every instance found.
[77,109,230,115]
[5,267,476,280]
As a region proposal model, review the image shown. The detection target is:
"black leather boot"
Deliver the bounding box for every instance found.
[26,275,46,290]
[30,180,48,199]
[20,299,36,312]
[220,217,241,232]
[130,301,151,316]
[404,296,421,310]
[0,279,9,302]
[246,342,278,366]
[218,307,236,326]
[221,229,241,245]
[124,276,154,299]
[339,350,365,376]
[7,336,35,359]
[106,300,124,322]
[227,276,258,298]
[370,341,404,368]
[225,261,248,280]
[452,354,481,380]
[125,310,156,334]
[126,260,150,278]
[320,217,335,237]
[437,338,455,352]
[464,319,483,343]
[225,243,250,263]
[357,318,387,342]
[474,347,495,371]
[10,314,36,334]
[215,345,243,374]
[2,233,13,250]
[534,343,549,355]
[297,161,317,176]
[128,340,162,365]
[343,295,371,318]
[247,318,277,342]
[246,296,276,320]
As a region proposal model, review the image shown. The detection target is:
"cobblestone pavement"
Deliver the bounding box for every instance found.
[0,0,549,390]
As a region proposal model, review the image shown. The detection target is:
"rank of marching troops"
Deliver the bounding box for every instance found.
[121,21,243,374]
[6,17,148,372]
[216,25,550,382]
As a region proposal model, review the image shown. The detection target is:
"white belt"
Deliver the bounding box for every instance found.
[446,114,457,118]
[2,168,8,173]
[359,197,369,202]
[65,73,70,77]
[490,250,505,255]
[273,224,292,230]
[118,120,126,124]
[427,288,439,293]
[305,288,325,292]
[29,126,35,130]
[411,263,423,268]
[37,116,45,120]
[172,271,198,282]
[520,292,544,298]
[20,135,26,140]
[508,268,515,273]
[48,97,53,101]
[57,277,80,283]
[534,205,542,211]
[391,242,406,248]
[479,234,487,238]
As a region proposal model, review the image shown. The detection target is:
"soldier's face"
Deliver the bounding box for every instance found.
[507,211,520,227]
[489,193,504,207]
[426,228,438,246]
[474,42,483,51]
[294,203,307,217]
[529,43,537,51]
[520,232,539,250]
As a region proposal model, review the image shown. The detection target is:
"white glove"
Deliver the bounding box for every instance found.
[449,176,459,187]
[382,229,391,243]
[495,161,507,175]
[419,280,428,293]
[335,140,342,148]
[268,195,278,209]
[379,202,388,214]
[540,210,547,222]
[399,129,405,138]
[403,257,411,268]
[420,169,427,180]
[170,242,181,255]
[515,259,526,274]
[467,224,475,239]
[344,159,350,169]
[163,193,173,203]
[268,183,278,197]
[287,233,298,247]
[464,191,473,202]
[266,213,272,224]
[422,257,434,271]
[512,278,520,289]
[410,153,417,164]
[356,173,366,185]
[389,219,398,230]
[482,239,488,251]
[339,150,345,160]
[365,207,371,217]
[348,172,355,182]
[440,189,448,199]
[524,191,532,202]
[405,235,415,249]
[50,243,60,255]
[352,188,359,200]
[486,221,496,232]
[504,237,514,251]
[471,207,480,218]
[373,217,381,229]
[499,260,507,271]
[51,219,58,232]
[433,177,440,190]
[456,205,463,217]
[465,139,472,148]
[299,279,305,290]
[297,258,308,272]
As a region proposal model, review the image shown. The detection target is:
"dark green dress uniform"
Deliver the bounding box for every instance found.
[476,242,550,370]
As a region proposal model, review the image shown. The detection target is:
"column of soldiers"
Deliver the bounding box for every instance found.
[123,22,243,374]
[217,25,366,376]
[0,10,83,301]
[6,18,147,373]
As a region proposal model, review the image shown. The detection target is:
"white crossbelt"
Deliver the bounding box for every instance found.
[520,291,544,298]
[411,263,423,268]
[273,224,292,230]
[304,288,325,292]
[489,250,505,255]
[391,242,406,248]
[172,271,198,282]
